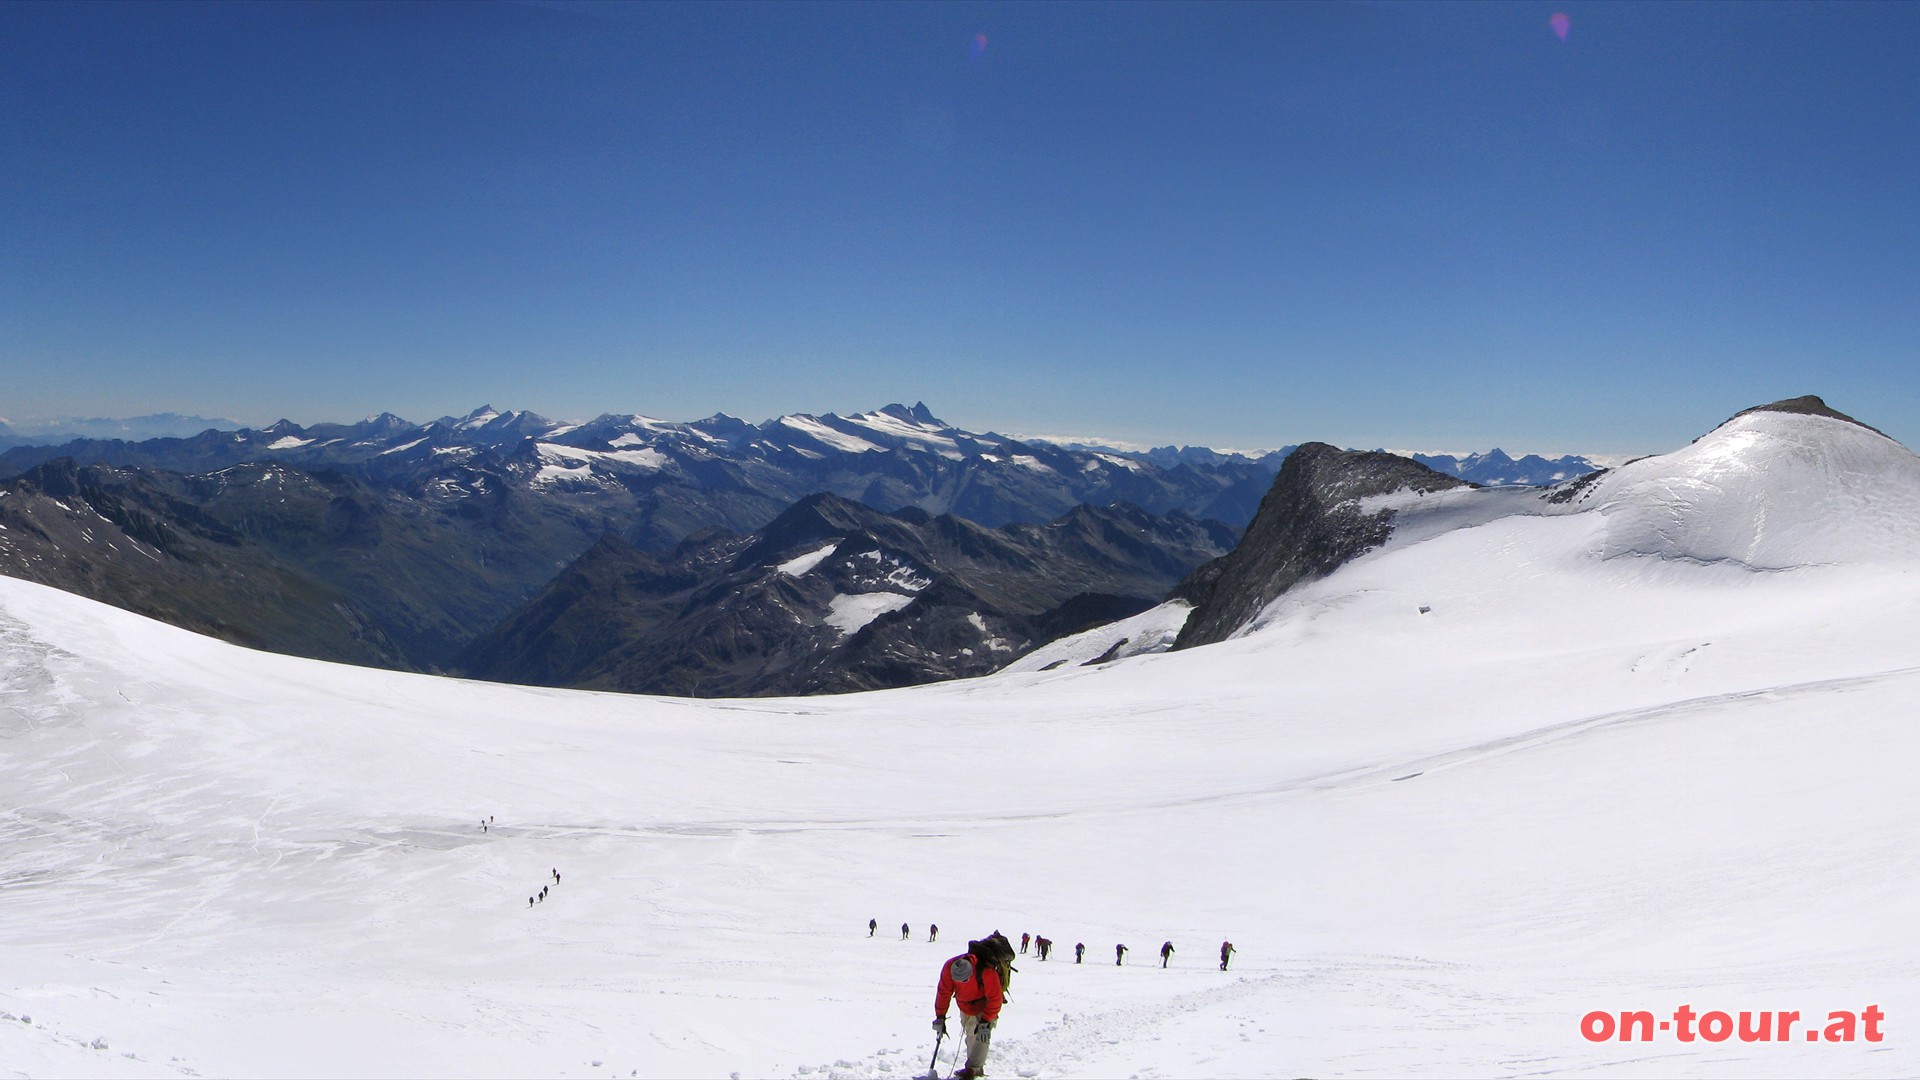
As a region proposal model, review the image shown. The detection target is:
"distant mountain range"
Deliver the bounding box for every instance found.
[0,401,1609,695]
[0,403,1602,494]
[0,412,245,446]
[0,403,1286,536]
[1404,448,1599,487]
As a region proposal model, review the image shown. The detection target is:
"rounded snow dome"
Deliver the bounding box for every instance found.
[1569,406,1920,569]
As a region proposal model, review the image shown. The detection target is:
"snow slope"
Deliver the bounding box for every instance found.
[4,408,1920,1078]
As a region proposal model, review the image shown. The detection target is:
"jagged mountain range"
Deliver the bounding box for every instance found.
[0,404,1287,537]
[0,403,1601,511]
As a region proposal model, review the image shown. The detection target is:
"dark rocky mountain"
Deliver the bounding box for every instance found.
[1173,444,1473,650]
[0,460,406,666]
[459,493,1238,696]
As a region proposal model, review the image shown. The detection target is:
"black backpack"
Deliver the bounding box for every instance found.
[975,932,1017,994]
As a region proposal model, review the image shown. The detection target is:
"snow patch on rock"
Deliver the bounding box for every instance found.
[776,543,839,578]
[823,592,915,635]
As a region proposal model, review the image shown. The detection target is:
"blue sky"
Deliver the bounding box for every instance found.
[3,1,1916,455]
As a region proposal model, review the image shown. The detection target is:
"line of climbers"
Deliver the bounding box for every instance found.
[527,866,562,908]
[871,918,945,941]
[871,920,1235,971]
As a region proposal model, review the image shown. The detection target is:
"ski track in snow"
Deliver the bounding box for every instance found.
[427,662,1920,843]
[800,971,1289,1079]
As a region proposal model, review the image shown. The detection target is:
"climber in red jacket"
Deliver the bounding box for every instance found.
[933,933,1015,1080]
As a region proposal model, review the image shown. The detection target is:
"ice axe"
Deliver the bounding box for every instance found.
[921,1027,945,1080]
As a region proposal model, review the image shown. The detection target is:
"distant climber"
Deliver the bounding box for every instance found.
[1115,944,1128,965]
[929,924,939,942]
[869,918,878,937]
[1020,932,1030,954]
[902,922,911,940]
[1160,941,1174,967]
[1035,936,1051,960]
[1074,942,1085,964]
[1220,941,1235,970]
[934,933,1016,1080]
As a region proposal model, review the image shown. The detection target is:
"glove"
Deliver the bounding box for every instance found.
[932,1016,948,1036]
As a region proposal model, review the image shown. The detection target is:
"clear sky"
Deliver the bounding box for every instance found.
[3,1,1916,455]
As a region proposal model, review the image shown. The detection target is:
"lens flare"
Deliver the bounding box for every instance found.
[969,32,988,61]
[1550,12,1570,41]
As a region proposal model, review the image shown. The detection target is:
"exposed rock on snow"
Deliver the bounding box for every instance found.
[1172,444,1471,649]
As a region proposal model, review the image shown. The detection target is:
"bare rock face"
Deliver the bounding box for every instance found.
[1724,394,1889,438]
[1172,444,1471,650]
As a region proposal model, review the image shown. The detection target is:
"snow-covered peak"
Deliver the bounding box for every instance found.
[1554,406,1920,569]
[449,405,499,429]
[851,401,947,431]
